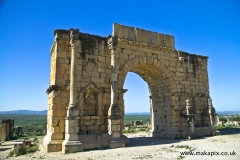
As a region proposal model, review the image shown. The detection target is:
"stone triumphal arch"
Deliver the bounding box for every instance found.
[43,23,216,153]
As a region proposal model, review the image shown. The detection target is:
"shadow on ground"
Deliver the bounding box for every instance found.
[0,141,14,152]
[126,137,183,148]
[125,128,240,147]
[0,148,12,151]
[0,143,14,147]
[217,127,240,135]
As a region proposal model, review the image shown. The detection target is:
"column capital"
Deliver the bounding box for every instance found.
[70,41,80,48]
[70,28,80,47]
[107,36,118,50]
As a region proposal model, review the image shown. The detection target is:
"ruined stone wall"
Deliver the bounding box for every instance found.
[0,119,14,141]
[0,126,2,141]
[13,126,23,136]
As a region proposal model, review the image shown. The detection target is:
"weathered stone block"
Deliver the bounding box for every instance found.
[51,132,64,140]
[108,119,120,125]
[83,120,95,126]
[111,125,121,132]
[98,67,105,73]
[82,116,90,120]
[109,138,125,149]
[62,140,83,154]
[90,116,100,120]
[65,126,79,134]
[95,119,104,125]
[98,56,106,62]
[100,125,107,131]
[48,110,66,117]
[65,119,79,127]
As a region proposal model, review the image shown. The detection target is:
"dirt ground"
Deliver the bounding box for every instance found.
[1,128,240,160]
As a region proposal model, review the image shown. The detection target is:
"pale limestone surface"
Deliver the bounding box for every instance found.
[43,23,216,153]
[1,132,240,160]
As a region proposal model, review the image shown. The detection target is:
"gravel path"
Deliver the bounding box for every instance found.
[1,129,240,160]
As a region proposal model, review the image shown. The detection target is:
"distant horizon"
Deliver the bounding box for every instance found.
[0,109,239,112]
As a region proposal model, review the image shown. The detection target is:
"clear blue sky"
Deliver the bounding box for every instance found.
[0,0,239,112]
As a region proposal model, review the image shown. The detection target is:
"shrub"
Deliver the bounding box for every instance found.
[219,117,227,122]
[23,124,45,133]
[8,143,39,157]
[22,124,46,137]
[8,150,14,157]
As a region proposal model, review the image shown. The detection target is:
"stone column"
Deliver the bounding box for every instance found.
[215,114,219,125]
[69,39,77,109]
[10,119,14,139]
[109,36,118,111]
[208,97,216,135]
[149,96,154,132]
[107,36,125,148]
[186,99,190,115]
[149,95,158,137]
[62,29,83,153]
[184,99,195,139]
[118,89,128,134]
[208,97,213,126]
[1,120,8,141]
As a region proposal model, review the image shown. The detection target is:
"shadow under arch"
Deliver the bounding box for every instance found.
[118,56,179,139]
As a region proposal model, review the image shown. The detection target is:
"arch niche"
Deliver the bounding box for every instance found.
[118,57,178,138]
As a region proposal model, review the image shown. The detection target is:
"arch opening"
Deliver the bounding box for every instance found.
[123,72,150,134]
[119,60,176,138]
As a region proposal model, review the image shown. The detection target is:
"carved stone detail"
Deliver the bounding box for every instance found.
[83,85,98,116]
[46,85,61,94]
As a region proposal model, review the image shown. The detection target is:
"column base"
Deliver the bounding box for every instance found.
[62,140,83,154]
[43,136,63,152]
[109,138,125,149]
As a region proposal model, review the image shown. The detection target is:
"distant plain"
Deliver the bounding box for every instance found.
[0,114,47,126]
[0,114,150,127]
